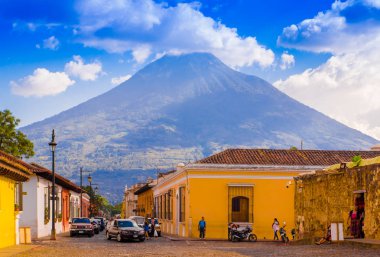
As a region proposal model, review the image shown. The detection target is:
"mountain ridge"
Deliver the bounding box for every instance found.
[22,52,378,178]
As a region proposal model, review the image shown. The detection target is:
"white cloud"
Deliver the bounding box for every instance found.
[279,52,295,70]
[274,1,380,140]
[275,34,380,140]
[10,68,75,97]
[75,0,274,68]
[43,36,60,50]
[364,0,380,8]
[111,74,132,85]
[64,55,102,81]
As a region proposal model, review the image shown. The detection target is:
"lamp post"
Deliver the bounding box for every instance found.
[49,129,57,240]
[88,175,92,217]
[80,168,91,217]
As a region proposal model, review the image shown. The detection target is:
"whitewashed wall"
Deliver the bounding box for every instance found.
[19,176,38,238]
[20,176,64,239]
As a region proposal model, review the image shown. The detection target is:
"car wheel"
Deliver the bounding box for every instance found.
[117,233,122,242]
[106,231,111,240]
[70,232,74,237]
[95,230,99,234]
[139,238,145,242]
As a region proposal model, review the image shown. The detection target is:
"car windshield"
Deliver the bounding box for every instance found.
[134,217,145,224]
[118,220,139,228]
[72,218,90,224]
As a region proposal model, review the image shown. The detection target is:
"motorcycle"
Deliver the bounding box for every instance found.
[280,226,289,243]
[228,223,257,242]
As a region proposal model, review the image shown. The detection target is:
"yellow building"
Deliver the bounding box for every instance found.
[153,149,380,239]
[134,180,156,218]
[0,151,32,248]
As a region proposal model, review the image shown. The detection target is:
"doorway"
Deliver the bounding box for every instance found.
[353,192,365,238]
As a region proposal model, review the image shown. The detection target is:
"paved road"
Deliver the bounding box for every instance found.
[16,231,380,257]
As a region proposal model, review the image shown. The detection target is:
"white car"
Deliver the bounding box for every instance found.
[128,216,145,227]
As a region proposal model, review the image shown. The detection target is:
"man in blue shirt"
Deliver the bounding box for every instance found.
[198,216,206,239]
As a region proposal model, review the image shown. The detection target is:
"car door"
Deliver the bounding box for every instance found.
[111,221,118,236]
[108,220,115,236]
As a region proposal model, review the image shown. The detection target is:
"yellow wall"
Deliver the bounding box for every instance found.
[0,176,16,248]
[136,189,153,217]
[155,169,302,239]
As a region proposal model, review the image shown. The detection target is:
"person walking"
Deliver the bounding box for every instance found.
[198,217,206,239]
[272,218,279,240]
[144,221,150,240]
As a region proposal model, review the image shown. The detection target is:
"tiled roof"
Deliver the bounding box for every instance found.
[196,149,380,167]
[0,150,33,181]
[134,184,153,195]
[30,163,82,193]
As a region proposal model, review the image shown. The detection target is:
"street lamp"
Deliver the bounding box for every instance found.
[80,168,91,217]
[49,129,57,240]
[88,175,92,217]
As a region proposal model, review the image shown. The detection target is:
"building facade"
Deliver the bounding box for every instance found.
[19,163,82,239]
[123,184,143,218]
[294,157,380,240]
[0,151,32,248]
[134,180,156,218]
[153,149,380,239]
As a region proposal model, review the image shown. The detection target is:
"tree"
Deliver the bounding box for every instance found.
[0,109,34,158]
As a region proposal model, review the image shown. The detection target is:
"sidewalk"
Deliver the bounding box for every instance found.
[0,245,40,257]
[162,233,291,243]
[343,238,380,249]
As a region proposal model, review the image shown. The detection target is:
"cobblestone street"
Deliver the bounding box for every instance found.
[13,231,380,257]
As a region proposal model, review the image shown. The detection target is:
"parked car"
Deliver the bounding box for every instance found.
[128,216,145,228]
[106,219,145,242]
[70,217,94,237]
[90,219,100,234]
[94,217,105,231]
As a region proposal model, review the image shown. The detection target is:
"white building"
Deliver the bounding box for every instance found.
[19,163,82,239]
[123,183,144,218]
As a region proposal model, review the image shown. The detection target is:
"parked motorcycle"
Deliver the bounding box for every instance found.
[228,223,257,242]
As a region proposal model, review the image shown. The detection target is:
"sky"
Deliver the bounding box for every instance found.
[1,0,380,140]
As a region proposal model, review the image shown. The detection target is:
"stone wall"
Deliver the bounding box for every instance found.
[294,164,380,240]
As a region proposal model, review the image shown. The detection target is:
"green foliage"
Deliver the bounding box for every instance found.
[352,155,362,167]
[290,146,298,150]
[0,109,34,158]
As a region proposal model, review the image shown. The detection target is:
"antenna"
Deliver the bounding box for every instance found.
[300,140,303,150]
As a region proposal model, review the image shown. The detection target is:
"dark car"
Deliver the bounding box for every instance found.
[94,217,105,231]
[70,217,94,237]
[106,219,145,242]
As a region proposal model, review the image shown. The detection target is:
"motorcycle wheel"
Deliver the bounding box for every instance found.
[248,234,257,242]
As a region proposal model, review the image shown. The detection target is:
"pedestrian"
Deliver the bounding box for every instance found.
[198,216,206,239]
[348,208,360,238]
[272,218,279,240]
[144,221,150,240]
[315,225,331,245]
[151,217,156,238]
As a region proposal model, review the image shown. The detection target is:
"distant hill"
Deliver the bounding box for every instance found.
[22,53,377,194]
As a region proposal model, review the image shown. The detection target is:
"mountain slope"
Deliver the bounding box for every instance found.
[22,53,378,177]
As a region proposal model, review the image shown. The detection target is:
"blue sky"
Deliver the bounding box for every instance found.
[1,0,380,140]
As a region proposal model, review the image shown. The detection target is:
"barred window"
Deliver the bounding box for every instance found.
[14,182,23,211]
[179,187,185,222]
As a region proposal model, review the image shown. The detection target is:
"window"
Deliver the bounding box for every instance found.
[44,187,50,222]
[14,182,23,211]
[179,187,185,222]
[228,186,254,223]
[231,196,249,222]
[169,190,173,220]
[56,191,61,220]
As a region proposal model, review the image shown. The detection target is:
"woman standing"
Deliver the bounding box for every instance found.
[272,218,280,240]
